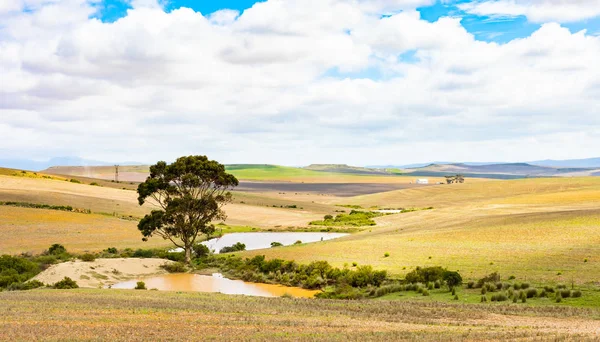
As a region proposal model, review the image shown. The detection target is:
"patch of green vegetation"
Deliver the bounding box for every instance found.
[336,204,363,209]
[309,210,382,227]
[0,201,77,212]
[201,255,386,299]
[53,277,79,289]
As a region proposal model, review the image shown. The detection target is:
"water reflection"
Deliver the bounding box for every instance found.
[204,232,348,253]
[110,273,319,298]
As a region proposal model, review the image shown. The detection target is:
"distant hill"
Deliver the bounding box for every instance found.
[401,162,600,178]
[303,164,390,175]
[529,157,600,168]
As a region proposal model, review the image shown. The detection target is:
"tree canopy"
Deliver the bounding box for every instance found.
[137,155,239,263]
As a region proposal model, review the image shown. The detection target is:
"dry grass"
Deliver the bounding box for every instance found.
[243,177,600,284]
[0,290,598,341]
[0,206,170,254]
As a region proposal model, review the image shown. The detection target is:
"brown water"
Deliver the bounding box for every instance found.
[110,273,319,298]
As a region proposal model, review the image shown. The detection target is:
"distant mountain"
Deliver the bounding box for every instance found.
[368,162,506,169]
[0,157,143,171]
[529,157,600,168]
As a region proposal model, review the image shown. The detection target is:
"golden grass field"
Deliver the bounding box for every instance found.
[1,289,599,341]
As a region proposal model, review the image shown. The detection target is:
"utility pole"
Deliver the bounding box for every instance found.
[115,165,119,183]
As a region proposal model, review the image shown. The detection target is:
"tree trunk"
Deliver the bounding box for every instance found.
[184,247,192,264]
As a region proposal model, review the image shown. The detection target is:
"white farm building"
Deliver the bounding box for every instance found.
[416,179,429,185]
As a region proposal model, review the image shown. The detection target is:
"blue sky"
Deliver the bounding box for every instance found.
[96,0,600,44]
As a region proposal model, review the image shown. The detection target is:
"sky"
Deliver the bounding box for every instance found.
[1,0,600,166]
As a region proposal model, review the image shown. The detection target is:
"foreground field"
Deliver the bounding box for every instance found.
[1,290,599,341]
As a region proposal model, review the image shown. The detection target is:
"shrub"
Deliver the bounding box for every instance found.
[427,282,434,290]
[467,281,475,289]
[454,295,459,300]
[193,244,210,258]
[294,240,302,245]
[79,253,96,262]
[105,247,118,254]
[352,262,357,267]
[48,244,67,256]
[481,287,487,295]
[53,277,78,289]
[161,262,186,273]
[477,272,500,288]
[270,242,283,248]
[556,291,562,303]
[521,282,530,289]
[135,281,147,290]
[495,282,503,290]
[219,242,246,254]
[133,249,155,258]
[526,288,538,298]
[443,271,463,287]
[513,283,521,290]
[384,252,390,258]
[572,290,582,298]
[560,289,571,298]
[544,286,555,293]
[422,289,430,296]
[491,293,508,302]
[0,255,41,288]
[324,215,333,220]
[8,280,45,291]
[556,284,567,289]
[434,280,441,289]
[405,266,446,284]
[90,182,100,186]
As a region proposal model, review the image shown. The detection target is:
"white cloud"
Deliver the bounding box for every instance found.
[0,0,599,165]
[460,0,600,23]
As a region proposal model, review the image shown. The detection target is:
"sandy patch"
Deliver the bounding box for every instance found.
[33,258,174,288]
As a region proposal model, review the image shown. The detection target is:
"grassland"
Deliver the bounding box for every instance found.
[1,289,599,341]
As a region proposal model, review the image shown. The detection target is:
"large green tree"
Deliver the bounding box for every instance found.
[137,156,239,263]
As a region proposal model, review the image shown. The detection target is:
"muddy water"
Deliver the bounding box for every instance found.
[110,273,319,298]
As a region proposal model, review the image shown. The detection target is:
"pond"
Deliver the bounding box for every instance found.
[110,273,319,298]
[171,232,348,254]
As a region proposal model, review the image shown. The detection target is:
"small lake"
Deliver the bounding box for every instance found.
[110,273,319,298]
[171,232,348,254]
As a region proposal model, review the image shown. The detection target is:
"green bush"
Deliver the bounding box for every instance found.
[324,215,333,220]
[0,255,41,288]
[294,240,302,245]
[7,280,45,291]
[526,288,538,298]
[384,252,390,258]
[219,242,246,254]
[69,179,81,184]
[521,282,530,289]
[270,242,283,248]
[53,277,79,289]
[572,290,582,298]
[79,253,96,262]
[476,272,500,288]
[560,289,571,298]
[193,244,211,258]
[467,281,475,289]
[105,247,118,254]
[48,244,67,256]
[135,281,147,290]
[161,262,186,273]
[491,293,508,302]
[133,249,155,258]
[443,271,463,287]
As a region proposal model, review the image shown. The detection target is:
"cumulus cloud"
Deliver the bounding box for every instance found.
[0,0,599,165]
[460,0,600,23]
